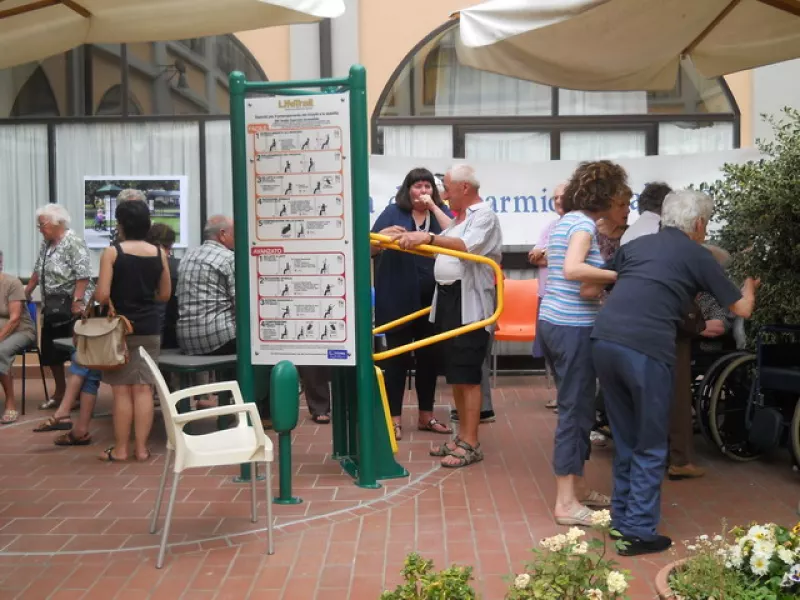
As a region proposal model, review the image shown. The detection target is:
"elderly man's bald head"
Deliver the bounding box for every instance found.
[204,215,235,249]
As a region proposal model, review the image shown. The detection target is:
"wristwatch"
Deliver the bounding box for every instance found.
[428,234,435,245]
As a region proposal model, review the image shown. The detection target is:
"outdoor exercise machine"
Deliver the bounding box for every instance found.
[228,67,503,490]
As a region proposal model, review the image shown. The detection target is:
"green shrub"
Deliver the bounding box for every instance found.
[698,108,800,332]
[380,552,477,600]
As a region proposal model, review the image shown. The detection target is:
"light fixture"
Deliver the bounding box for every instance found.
[157,58,189,89]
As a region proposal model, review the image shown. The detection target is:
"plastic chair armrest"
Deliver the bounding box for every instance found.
[168,381,245,405]
[173,402,260,426]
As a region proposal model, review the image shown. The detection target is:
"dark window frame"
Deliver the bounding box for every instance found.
[371,20,741,156]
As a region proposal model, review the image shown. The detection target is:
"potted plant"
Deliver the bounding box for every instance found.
[506,510,632,599]
[657,521,800,599]
[380,552,477,599]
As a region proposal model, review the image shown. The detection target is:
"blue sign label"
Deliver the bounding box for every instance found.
[327,349,349,360]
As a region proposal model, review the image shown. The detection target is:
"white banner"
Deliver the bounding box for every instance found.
[368,149,760,246]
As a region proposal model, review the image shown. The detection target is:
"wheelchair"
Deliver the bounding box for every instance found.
[698,325,800,464]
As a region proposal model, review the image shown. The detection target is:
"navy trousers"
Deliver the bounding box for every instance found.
[592,339,674,541]
[539,322,596,477]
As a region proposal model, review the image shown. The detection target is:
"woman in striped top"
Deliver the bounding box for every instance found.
[539,161,630,527]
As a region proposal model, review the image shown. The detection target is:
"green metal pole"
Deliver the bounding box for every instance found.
[270,361,302,505]
[229,71,257,483]
[331,368,347,459]
[348,65,380,489]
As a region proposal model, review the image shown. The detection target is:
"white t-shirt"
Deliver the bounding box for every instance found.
[434,218,469,284]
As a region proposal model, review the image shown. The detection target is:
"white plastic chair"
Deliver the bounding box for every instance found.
[139,347,274,569]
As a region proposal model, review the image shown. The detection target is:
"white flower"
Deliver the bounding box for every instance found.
[606,571,628,594]
[699,534,709,541]
[591,509,612,528]
[753,540,775,557]
[727,544,744,568]
[778,547,795,565]
[687,545,697,552]
[540,534,567,552]
[566,527,586,542]
[750,553,769,576]
[514,573,531,589]
[572,541,588,555]
[747,525,773,543]
[714,535,724,542]
[586,589,604,600]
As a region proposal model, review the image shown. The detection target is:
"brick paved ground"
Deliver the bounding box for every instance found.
[0,375,797,599]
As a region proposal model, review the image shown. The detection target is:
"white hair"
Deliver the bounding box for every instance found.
[117,188,146,203]
[36,204,71,227]
[660,190,714,235]
[204,214,233,240]
[447,164,481,190]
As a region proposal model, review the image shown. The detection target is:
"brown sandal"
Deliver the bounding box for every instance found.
[54,431,92,446]
[393,422,402,441]
[430,436,460,457]
[34,416,72,432]
[418,418,452,434]
[440,439,484,469]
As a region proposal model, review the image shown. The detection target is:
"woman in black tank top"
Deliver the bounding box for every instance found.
[95,197,171,463]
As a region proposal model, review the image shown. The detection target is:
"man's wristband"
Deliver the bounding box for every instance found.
[428,234,435,245]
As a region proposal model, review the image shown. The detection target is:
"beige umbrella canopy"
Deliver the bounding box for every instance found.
[455,0,800,91]
[0,0,345,70]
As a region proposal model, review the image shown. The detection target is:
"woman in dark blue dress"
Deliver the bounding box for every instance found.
[372,168,453,440]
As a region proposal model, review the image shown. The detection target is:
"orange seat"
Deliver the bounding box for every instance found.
[492,278,539,387]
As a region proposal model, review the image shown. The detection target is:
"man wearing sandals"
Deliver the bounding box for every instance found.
[393,164,502,468]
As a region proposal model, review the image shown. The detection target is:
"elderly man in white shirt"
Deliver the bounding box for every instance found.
[620,182,673,245]
[393,164,502,468]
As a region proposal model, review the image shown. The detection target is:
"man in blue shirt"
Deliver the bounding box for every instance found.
[588,190,759,556]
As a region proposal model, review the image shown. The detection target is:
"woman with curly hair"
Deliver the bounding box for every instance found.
[539,160,629,526]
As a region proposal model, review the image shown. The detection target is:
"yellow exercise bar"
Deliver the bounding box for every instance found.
[369,232,504,362]
[374,366,398,454]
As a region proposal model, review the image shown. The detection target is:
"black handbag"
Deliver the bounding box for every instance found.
[40,246,74,327]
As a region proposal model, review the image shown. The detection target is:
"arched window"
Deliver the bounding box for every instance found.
[96,85,143,116]
[10,66,60,118]
[372,22,740,160]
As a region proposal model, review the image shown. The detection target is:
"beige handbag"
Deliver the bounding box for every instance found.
[73,300,133,371]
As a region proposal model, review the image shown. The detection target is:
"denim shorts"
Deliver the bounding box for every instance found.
[68,352,102,395]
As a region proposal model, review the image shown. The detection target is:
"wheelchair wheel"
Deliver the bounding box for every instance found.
[708,354,762,462]
[694,351,751,444]
[791,397,800,469]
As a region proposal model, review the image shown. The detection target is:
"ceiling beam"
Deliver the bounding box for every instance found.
[684,0,741,56]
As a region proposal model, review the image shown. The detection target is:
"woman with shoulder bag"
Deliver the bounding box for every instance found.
[94,192,171,462]
[24,204,92,410]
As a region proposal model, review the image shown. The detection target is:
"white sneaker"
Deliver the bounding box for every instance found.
[590,431,608,447]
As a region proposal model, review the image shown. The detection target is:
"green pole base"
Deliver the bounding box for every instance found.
[273,496,303,505]
[233,474,266,483]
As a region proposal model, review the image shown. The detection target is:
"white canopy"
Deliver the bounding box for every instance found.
[456,0,800,90]
[0,0,345,70]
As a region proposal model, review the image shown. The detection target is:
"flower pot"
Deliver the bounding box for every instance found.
[654,558,687,599]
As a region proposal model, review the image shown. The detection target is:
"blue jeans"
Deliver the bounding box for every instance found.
[68,352,102,395]
[539,322,596,477]
[592,339,674,541]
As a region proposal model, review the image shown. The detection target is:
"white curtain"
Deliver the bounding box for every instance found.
[560,131,647,161]
[381,125,453,159]
[465,132,550,162]
[55,122,201,271]
[559,89,648,115]
[434,46,551,117]
[0,125,48,277]
[205,119,233,218]
[658,122,734,155]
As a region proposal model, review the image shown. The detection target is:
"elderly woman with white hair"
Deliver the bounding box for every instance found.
[24,204,92,409]
[588,189,759,557]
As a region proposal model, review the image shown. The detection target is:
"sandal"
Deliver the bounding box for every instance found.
[554,506,596,527]
[39,397,60,410]
[582,491,611,508]
[311,413,331,424]
[34,416,72,432]
[418,418,452,434]
[98,446,127,462]
[1,410,19,424]
[545,399,558,409]
[54,432,92,446]
[430,436,460,457]
[440,439,484,469]
[393,422,402,441]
